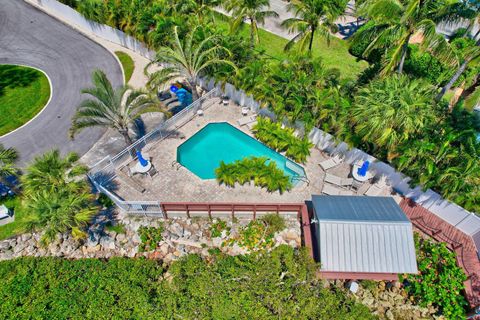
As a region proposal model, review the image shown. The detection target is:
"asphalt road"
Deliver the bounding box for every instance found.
[0,0,123,165]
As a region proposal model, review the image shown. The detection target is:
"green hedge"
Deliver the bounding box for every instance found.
[0,247,374,319]
[252,117,313,163]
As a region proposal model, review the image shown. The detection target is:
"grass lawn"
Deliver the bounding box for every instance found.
[115,51,135,83]
[214,14,368,80]
[464,87,480,111]
[0,65,51,136]
[0,196,30,240]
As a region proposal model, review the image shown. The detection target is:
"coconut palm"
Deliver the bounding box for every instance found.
[353,0,458,75]
[224,0,279,48]
[22,150,97,245]
[147,26,237,101]
[70,70,161,146]
[350,75,438,159]
[281,0,348,53]
[0,144,17,178]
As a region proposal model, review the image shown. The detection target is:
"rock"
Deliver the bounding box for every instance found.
[212,237,223,247]
[173,250,181,257]
[0,241,11,251]
[116,233,126,243]
[86,244,101,253]
[183,229,192,238]
[385,309,394,320]
[86,237,99,247]
[100,237,116,250]
[285,230,298,241]
[362,297,375,307]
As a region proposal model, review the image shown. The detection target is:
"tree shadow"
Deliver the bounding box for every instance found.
[0,65,41,96]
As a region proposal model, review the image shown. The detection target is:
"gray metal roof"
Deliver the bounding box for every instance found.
[312,195,410,223]
[312,195,418,274]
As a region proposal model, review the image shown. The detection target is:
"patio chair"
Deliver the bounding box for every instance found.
[322,184,354,196]
[365,184,383,196]
[246,120,258,130]
[237,114,257,126]
[319,155,343,171]
[324,173,353,187]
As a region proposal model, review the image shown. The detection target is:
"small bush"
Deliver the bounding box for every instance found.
[210,219,230,238]
[138,224,164,252]
[97,193,114,208]
[105,222,126,234]
[260,213,286,233]
[226,220,275,250]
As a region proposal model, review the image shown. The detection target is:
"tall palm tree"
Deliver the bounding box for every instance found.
[353,0,457,75]
[224,0,279,48]
[22,150,97,245]
[147,26,237,101]
[0,144,17,178]
[435,40,480,101]
[70,70,161,146]
[281,0,347,53]
[349,75,438,159]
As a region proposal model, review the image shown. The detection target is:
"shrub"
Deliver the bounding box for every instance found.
[252,117,313,163]
[402,234,468,319]
[210,219,230,238]
[215,156,292,193]
[138,224,164,252]
[0,248,374,319]
[260,213,286,233]
[404,45,447,84]
[97,193,114,208]
[105,222,126,234]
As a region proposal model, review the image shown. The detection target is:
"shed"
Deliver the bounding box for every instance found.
[311,195,418,280]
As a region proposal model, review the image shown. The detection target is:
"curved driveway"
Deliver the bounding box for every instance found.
[0,1,123,165]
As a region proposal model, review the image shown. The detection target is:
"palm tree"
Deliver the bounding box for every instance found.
[22,150,97,245]
[349,75,438,159]
[0,144,17,178]
[353,0,457,75]
[435,40,480,101]
[281,0,347,53]
[70,70,161,146]
[224,0,279,48]
[147,26,237,101]
[176,0,222,22]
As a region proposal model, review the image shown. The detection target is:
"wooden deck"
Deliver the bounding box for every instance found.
[400,199,480,308]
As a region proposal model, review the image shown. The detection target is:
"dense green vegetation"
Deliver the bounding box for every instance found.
[0,247,374,319]
[215,156,292,193]
[402,234,468,319]
[21,150,98,245]
[252,117,313,163]
[0,65,50,136]
[114,51,135,83]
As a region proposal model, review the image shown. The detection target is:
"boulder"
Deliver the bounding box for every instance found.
[100,237,116,250]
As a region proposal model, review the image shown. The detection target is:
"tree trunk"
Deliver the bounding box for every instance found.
[435,58,471,102]
[308,26,315,53]
[397,34,411,74]
[119,128,133,146]
[249,17,255,49]
[190,79,200,101]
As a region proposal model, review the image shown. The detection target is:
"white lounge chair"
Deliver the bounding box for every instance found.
[324,173,353,187]
[322,184,354,196]
[365,175,389,196]
[237,115,257,126]
[319,155,343,171]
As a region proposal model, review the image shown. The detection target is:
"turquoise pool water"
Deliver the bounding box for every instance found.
[177,122,306,181]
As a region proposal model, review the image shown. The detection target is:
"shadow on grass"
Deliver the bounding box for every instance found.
[0,65,40,96]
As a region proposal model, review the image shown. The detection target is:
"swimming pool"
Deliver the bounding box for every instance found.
[177,122,306,182]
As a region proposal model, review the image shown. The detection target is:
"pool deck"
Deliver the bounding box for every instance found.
[111,96,382,203]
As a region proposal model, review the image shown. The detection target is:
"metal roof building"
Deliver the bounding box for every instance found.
[312,195,418,280]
